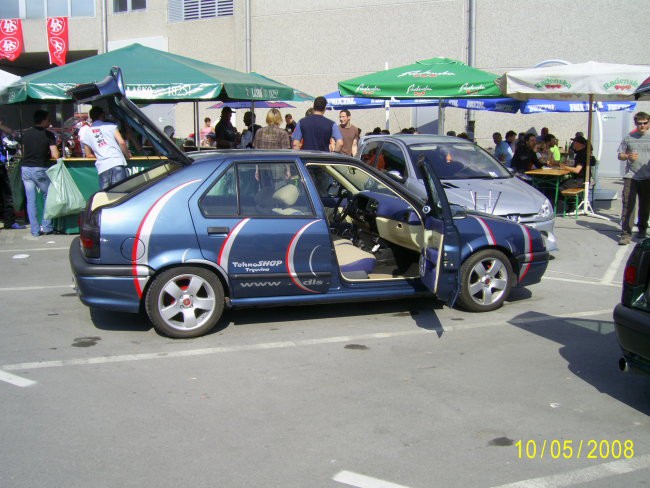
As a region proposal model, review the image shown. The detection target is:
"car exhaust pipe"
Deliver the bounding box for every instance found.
[618,357,630,373]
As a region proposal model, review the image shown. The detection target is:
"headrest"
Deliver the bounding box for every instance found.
[272,184,299,207]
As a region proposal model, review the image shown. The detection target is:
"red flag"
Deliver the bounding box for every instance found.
[0,19,24,62]
[47,17,68,66]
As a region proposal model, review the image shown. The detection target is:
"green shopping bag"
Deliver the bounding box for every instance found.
[8,160,25,210]
[44,159,87,219]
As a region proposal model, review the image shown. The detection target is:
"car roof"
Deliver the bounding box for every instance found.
[189,149,356,162]
[362,134,474,146]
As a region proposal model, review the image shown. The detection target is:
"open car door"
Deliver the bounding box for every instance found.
[417,158,461,305]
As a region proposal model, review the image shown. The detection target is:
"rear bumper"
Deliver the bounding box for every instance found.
[614,303,650,375]
[516,250,549,286]
[69,237,151,313]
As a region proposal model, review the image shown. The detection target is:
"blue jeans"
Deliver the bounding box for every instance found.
[99,165,127,190]
[21,166,53,236]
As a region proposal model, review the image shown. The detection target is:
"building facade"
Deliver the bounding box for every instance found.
[1,0,648,170]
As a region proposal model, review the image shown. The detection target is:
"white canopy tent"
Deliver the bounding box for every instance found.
[497,61,650,220]
[0,68,19,93]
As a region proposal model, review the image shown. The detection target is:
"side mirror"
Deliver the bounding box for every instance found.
[449,204,467,219]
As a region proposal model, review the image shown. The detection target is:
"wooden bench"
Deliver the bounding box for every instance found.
[560,187,584,218]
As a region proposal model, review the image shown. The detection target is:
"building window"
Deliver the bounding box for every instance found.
[168,0,234,23]
[0,0,95,19]
[113,0,146,13]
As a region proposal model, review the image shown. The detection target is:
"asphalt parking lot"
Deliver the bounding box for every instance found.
[1,177,648,488]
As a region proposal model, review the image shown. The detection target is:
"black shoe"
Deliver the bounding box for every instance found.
[39,231,55,236]
[637,230,647,239]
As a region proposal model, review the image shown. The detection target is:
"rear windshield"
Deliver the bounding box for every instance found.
[409,142,511,180]
[108,161,184,193]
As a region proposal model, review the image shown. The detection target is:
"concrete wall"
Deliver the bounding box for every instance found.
[8,0,648,158]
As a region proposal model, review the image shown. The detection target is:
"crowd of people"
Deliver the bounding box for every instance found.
[0,99,648,246]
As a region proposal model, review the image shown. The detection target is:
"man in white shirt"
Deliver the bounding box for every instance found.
[80,106,129,189]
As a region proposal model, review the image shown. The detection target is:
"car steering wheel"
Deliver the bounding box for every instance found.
[333,186,352,223]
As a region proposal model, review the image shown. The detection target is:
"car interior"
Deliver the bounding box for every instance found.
[305,161,436,282]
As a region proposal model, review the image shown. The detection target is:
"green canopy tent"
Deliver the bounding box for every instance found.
[338,57,502,133]
[0,43,311,146]
[0,43,298,103]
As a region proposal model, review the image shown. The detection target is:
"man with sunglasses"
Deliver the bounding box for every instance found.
[618,111,650,245]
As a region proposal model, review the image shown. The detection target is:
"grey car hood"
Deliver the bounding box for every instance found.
[410,177,545,216]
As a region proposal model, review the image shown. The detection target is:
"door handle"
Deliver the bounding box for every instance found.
[207,226,230,235]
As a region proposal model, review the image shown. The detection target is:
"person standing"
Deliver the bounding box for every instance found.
[284,114,296,136]
[0,118,25,230]
[199,117,213,146]
[493,131,513,167]
[214,107,237,148]
[80,106,129,190]
[253,108,292,189]
[20,110,59,237]
[253,109,291,150]
[291,96,343,153]
[336,109,359,156]
[617,111,650,245]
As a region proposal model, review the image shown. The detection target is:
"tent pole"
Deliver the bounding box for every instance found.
[437,99,445,135]
[577,94,610,221]
[193,101,199,147]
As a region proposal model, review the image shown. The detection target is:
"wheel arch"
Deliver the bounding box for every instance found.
[461,243,520,285]
[138,260,231,312]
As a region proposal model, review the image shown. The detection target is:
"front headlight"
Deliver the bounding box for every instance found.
[537,198,552,219]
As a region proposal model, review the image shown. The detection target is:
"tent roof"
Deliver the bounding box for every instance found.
[0,43,298,104]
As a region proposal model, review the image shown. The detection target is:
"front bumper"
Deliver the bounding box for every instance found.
[522,217,557,252]
[614,303,650,376]
[516,250,549,287]
[69,237,152,313]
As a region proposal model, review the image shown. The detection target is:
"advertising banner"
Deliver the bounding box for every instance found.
[0,19,23,62]
[47,17,68,66]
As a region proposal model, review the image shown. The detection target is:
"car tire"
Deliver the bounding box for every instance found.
[457,249,513,312]
[146,266,224,338]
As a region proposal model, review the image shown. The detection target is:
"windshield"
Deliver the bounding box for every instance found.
[409,142,511,180]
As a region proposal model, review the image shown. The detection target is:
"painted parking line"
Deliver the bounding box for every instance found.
[490,453,650,488]
[600,244,629,285]
[0,247,70,253]
[333,470,411,488]
[0,285,73,292]
[2,308,613,373]
[0,370,37,387]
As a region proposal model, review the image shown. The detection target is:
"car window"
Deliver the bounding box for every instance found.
[359,140,382,167]
[108,161,185,194]
[377,142,407,178]
[201,161,314,217]
[409,142,510,180]
[200,165,238,216]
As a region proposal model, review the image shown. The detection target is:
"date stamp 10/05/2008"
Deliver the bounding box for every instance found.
[515,439,635,460]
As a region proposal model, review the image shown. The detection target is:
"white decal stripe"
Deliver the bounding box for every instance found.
[135,179,201,266]
[473,216,495,245]
[218,218,250,269]
[287,220,321,293]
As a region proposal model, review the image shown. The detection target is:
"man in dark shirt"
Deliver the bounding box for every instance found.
[511,132,543,173]
[21,110,59,237]
[214,107,237,149]
[291,96,343,152]
[560,135,593,190]
[0,119,25,230]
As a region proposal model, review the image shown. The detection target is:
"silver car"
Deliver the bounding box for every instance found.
[357,134,557,251]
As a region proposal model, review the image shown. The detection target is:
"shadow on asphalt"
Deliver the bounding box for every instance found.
[509,311,650,415]
[90,308,153,333]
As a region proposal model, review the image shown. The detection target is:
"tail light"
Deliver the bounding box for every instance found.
[80,208,101,258]
[623,264,637,285]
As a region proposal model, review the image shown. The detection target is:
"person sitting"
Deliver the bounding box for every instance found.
[544,134,561,167]
[560,135,594,190]
[511,133,544,174]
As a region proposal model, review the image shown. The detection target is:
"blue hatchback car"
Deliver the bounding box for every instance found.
[69,69,549,338]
